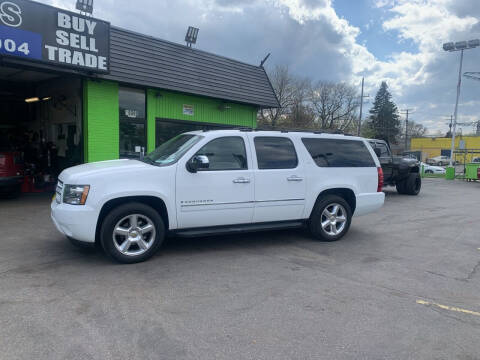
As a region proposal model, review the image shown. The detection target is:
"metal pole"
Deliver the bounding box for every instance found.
[404,109,409,150]
[358,77,364,136]
[449,49,464,167]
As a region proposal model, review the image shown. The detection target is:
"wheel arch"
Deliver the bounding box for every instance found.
[95,196,169,244]
[310,188,356,218]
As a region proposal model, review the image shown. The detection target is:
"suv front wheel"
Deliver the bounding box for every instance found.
[309,195,352,242]
[100,202,165,263]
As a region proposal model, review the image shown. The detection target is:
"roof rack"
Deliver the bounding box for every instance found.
[256,127,347,135]
[230,126,355,136]
[235,127,253,132]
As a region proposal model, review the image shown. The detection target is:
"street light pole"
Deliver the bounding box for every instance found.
[449,49,463,166]
[442,39,479,167]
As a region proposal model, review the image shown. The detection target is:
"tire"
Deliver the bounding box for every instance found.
[396,180,407,194]
[439,162,443,166]
[404,173,421,195]
[309,195,352,242]
[100,202,165,264]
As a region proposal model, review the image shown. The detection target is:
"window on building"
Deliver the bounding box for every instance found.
[254,137,298,169]
[302,138,375,167]
[155,119,232,148]
[119,87,146,158]
[193,136,247,171]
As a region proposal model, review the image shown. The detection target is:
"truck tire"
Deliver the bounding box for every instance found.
[309,195,352,242]
[396,180,407,194]
[404,172,421,195]
[100,202,165,264]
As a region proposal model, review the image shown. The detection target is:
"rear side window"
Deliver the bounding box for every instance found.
[302,138,376,167]
[254,137,298,169]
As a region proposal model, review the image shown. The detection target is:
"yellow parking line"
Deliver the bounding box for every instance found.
[416,299,480,317]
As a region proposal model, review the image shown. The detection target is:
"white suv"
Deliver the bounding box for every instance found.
[51,130,385,263]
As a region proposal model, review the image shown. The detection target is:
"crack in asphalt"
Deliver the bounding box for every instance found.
[466,260,480,281]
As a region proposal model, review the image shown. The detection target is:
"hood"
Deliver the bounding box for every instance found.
[59,159,153,183]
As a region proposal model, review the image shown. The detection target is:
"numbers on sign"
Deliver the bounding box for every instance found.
[4,39,15,52]
[0,39,30,55]
[18,42,29,55]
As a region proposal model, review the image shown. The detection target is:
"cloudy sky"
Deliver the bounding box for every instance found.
[48,0,480,134]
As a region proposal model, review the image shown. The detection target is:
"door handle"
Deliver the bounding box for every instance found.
[287,175,303,182]
[287,175,303,181]
[233,177,250,184]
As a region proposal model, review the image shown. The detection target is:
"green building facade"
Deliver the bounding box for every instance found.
[83,79,258,163]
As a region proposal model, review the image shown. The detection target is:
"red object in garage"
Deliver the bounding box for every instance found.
[0,151,24,193]
[477,167,480,180]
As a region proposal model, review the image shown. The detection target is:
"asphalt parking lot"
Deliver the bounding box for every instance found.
[1,178,480,360]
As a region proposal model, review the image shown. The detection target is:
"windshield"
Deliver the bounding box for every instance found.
[145,134,202,166]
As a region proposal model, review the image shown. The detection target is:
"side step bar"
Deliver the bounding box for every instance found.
[172,220,306,238]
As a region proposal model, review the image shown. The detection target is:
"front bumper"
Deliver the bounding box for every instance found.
[51,198,98,243]
[354,192,385,216]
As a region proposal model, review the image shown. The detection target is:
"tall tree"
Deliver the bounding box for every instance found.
[398,120,427,141]
[309,81,359,132]
[258,65,296,128]
[367,82,401,143]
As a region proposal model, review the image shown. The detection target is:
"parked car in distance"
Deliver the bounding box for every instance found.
[0,151,24,197]
[427,155,451,166]
[51,130,385,263]
[368,139,421,195]
[472,157,480,163]
[421,162,446,174]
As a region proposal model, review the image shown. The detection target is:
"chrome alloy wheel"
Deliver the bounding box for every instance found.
[113,214,156,256]
[320,203,347,236]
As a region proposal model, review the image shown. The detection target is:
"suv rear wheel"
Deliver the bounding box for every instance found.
[100,202,165,263]
[309,195,352,242]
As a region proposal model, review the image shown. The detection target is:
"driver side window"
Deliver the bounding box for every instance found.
[194,136,247,171]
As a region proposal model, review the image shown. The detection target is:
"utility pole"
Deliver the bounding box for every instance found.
[400,108,414,151]
[357,77,369,136]
[444,115,453,135]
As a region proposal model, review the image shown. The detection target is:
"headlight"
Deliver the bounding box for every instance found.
[63,185,90,205]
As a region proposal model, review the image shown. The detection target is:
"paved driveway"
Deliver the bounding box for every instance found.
[1,179,480,360]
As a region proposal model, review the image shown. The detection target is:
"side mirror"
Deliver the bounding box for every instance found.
[374,148,382,158]
[186,155,209,173]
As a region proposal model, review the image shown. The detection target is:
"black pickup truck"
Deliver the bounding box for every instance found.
[369,139,421,195]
